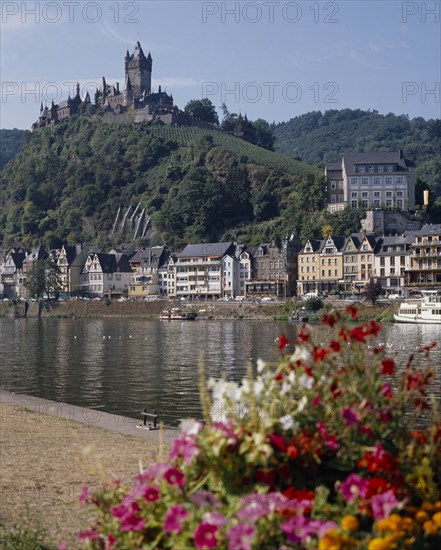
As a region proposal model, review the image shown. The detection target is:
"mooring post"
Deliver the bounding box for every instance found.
[143,408,147,427]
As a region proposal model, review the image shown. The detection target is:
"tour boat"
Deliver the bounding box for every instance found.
[160,308,198,321]
[393,290,441,324]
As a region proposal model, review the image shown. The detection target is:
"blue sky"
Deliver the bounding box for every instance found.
[1,0,440,129]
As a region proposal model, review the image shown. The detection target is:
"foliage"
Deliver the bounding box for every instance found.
[0,117,323,247]
[0,128,29,171]
[364,278,384,305]
[303,297,324,312]
[0,523,54,550]
[273,109,441,198]
[79,310,440,549]
[184,99,219,125]
[24,259,61,299]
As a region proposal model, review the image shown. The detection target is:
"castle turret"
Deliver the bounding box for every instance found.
[123,75,134,106]
[124,41,152,99]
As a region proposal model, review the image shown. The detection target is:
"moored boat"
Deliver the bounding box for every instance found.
[394,290,441,324]
[160,308,198,321]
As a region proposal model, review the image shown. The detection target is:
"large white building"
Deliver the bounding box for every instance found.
[326,151,415,213]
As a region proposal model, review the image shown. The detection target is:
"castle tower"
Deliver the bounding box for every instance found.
[124,41,152,99]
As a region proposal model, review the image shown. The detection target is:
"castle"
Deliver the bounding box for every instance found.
[33,42,196,129]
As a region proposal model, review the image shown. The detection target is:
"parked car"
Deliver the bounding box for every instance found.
[217,297,230,302]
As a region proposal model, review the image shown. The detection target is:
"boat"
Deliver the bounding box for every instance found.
[289,310,309,323]
[160,308,198,321]
[393,290,441,324]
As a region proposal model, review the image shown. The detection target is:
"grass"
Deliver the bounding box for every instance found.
[0,522,55,550]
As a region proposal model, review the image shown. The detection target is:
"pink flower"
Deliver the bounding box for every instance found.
[237,499,270,522]
[316,422,339,450]
[381,383,393,398]
[169,435,199,465]
[164,466,185,487]
[78,529,100,540]
[280,517,337,544]
[190,491,221,508]
[59,543,67,550]
[227,524,256,550]
[194,522,219,549]
[164,504,189,533]
[371,489,400,520]
[341,407,360,427]
[79,484,89,506]
[110,501,145,532]
[338,473,369,502]
[202,511,226,526]
[142,485,159,502]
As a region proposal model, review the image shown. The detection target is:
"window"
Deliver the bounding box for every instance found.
[361,192,368,198]
[385,176,393,184]
[361,177,369,185]
[397,199,403,209]
[396,176,404,184]
[396,191,403,197]
[374,191,380,197]
[351,192,358,198]
[378,166,384,172]
[368,166,375,173]
[362,200,369,207]
[387,165,393,172]
[359,166,366,173]
[373,177,381,185]
[331,195,336,203]
[351,177,358,185]
[331,182,336,189]
[338,194,344,202]
[351,200,358,208]
[386,191,392,197]
[386,199,393,207]
[338,181,344,189]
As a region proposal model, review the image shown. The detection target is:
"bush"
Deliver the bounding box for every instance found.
[79,308,440,549]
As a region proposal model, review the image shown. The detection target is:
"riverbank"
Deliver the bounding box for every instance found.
[0,391,172,548]
[0,298,398,322]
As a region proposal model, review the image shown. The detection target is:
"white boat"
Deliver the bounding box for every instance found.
[160,308,198,321]
[394,290,441,324]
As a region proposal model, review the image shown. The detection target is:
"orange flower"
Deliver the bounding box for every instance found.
[432,512,441,528]
[423,520,438,536]
[367,538,392,550]
[415,510,429,523]
[341,515,359,532]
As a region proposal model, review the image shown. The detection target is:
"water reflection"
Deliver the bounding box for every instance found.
[0,319,439,426]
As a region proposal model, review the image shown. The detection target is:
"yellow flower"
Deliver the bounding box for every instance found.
[403,537,416,548]
[423,520,438,536]
[319,529,342,550]
[341,515,360,532]
[421,502,435,512]
[435,501,441,510]
[368,538,392,550]
[401,517,415,531]
[387,514,402,531]
[376,519,392,533]
[415,510,429,523]
[432,512,441,528]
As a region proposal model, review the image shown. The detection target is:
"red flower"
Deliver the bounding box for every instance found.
[286,445,299,459]
[329,339,341,352]
[322,313,338,327]
[313,346,329,362]
[345,305,358,318]
[278,333,289,350]
[297,328,310,343]
[349,326,367,342]
[366,477,395,497]
[381,359,396,376]
[268,433,288,453]
[283,487,315,502]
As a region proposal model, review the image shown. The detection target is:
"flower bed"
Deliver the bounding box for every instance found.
[79,308,440,549]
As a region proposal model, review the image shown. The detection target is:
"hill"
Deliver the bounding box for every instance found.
[2,117,360,248]
[272,109,441,197]
[0,129,28,171]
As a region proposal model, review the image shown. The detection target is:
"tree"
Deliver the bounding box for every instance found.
[184,99,219,125]
[363,278,383,305]
[253,119,275,151]
[321,224,334,238]
[24,259,61,299]
[220,103,238,133]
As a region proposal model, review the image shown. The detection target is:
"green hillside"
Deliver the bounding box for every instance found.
[1,117,351,248]
[0,128,28,171]
[272,109,441,196]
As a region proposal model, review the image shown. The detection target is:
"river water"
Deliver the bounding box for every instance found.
[0,318,439,426]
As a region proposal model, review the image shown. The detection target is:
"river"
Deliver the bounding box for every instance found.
[0,318,439,426]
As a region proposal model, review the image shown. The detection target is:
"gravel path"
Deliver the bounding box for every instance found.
[0,390,174,547]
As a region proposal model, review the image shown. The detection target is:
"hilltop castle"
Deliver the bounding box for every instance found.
[33,42,196,129]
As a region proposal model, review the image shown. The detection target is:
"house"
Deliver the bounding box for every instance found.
[318,235,345,293]
[404,224,441,288]
[128,246,169,299]
[297,239,323,296]
[374,234,414,293]
[18,245,48,298]
[222,245,252,297]
[245,237,297,298]
[325,151,415,213]
[57,244,101,293]
[170,242,236,301]
[80,253,133,296]
[0,248,26,298]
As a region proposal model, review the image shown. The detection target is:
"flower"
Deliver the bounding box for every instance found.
[381,359,396,376]
[371,490,401,520]
[367,538,393,550]
[169,435,199,464]
[79,484,89,505]
[227,524,256,550]
[163,504,188,533]
[164,467,185,487]
[278,333,289,350]
[338,473,369,502]
[142,485,159,502]
[341,406,360,427]
[341,515,360,532]
[194,522,219,549]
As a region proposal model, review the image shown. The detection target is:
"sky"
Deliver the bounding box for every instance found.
[1,0,440,130]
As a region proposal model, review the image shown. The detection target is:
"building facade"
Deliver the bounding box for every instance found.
[326,151,415,213]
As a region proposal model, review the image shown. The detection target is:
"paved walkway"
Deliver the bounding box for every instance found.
[0,388,177,442]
